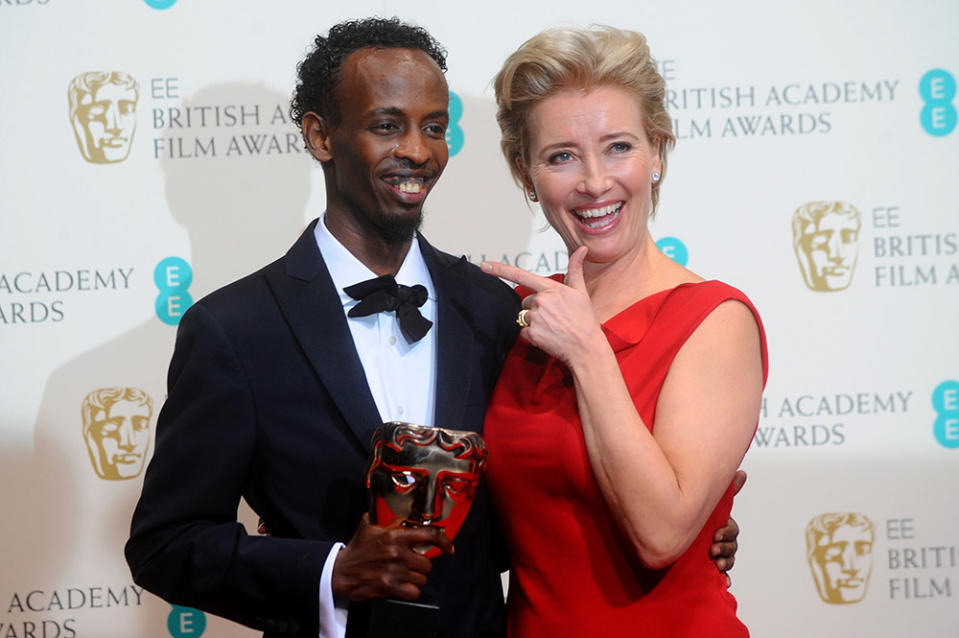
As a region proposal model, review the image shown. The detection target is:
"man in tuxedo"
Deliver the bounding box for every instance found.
[126,18,517,638]
[126,17,740,638]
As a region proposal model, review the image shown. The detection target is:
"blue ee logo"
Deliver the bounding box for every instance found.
[932,380,959,449]
[154,257,194,326]
[144,0,178,9]
[657,237,688,266]
[447,91,464,157]
[168,605,206,637]
[919,69,956,136]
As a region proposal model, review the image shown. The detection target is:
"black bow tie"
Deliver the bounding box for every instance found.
[344,275,433,343]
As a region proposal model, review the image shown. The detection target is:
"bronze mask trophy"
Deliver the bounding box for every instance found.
[346,422,489,638]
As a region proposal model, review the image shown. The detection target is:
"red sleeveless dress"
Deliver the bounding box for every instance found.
[484,280,768,637]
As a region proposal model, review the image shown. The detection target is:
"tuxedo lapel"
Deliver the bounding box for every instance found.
[267,220,382,452]
[419,235,475,433]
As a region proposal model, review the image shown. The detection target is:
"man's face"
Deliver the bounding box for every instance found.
[73,82,138,163]
[795,211,860,291]
[86,399,151,480]
[809,524,873,603]
[320,47,449,243]
[367,428,482,557]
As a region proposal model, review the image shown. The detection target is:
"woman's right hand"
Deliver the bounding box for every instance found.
[483,246,606,367]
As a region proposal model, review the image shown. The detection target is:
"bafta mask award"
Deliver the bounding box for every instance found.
[347,422,489,638]
[367,421,488,551]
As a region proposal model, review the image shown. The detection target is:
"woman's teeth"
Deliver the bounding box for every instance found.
[574,202,623,228]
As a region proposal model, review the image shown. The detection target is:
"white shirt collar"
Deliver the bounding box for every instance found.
[313,214,436,307]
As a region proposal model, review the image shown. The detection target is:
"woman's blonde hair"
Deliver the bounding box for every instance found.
[494,25,675,213]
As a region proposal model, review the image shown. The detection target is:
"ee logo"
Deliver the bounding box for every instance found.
[144,0,178,8]
[932,380,959,449]
[154,257,194,326]
[919,69,956,136]
[656,237,688,266]
[447,91,465,157]
[168,606,206,637]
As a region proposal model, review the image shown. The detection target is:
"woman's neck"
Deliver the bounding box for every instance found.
[583,235,697,322]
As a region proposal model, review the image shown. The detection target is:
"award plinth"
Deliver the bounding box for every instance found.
[346,595,440,638]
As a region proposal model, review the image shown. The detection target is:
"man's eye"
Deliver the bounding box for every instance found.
[823,546,842,560]
[809,233,829,248]
[424,123,446,136]
[443,478,470,497]
[391,471,418,488]
[98,422,120,435]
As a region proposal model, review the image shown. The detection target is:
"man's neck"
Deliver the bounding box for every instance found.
[323,212,414,276]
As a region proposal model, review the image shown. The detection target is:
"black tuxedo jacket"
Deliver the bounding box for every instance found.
[126,220,519,638]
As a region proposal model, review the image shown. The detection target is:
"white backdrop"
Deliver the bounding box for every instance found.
[1,1,957,636]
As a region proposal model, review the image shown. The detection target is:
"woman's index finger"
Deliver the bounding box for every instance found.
[481,261,557,291]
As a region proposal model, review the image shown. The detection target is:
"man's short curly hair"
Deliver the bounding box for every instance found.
[290,17,448,128]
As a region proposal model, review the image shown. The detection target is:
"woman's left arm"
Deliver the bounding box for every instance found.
[571,297,762,569]
[483,249,763,569]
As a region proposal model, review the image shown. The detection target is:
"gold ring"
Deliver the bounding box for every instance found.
[516,309,530,328]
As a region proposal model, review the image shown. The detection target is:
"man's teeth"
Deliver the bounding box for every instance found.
[394,178,424,194]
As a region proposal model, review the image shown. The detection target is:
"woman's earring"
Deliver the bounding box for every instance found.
[651,171,661,183]
[528,190,538,202]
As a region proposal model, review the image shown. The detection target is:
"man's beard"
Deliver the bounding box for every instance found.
[376,210,423,244]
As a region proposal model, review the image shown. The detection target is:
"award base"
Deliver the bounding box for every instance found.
[345,594,440,638]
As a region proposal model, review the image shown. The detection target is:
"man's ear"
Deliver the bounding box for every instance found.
[301,112,332,162]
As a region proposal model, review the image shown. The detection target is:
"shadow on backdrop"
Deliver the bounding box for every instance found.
[31,82,311,637]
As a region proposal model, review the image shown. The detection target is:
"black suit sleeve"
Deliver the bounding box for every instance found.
[125,303,327,637]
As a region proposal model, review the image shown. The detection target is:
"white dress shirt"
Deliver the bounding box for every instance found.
[313,215,439,638]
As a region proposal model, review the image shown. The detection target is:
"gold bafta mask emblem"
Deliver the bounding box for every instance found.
[806,512,874,604]
[792,201,861,291]
[68,71,139,164]
[365,422,488,558]
[81,387,153,480]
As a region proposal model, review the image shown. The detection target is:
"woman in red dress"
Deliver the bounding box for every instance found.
[482,26,768,637]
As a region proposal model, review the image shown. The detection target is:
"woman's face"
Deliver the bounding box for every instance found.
[523,85,661,265]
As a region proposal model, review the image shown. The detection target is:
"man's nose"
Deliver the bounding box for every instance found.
[104,103,122,133]
[412,478,441,521]
[117,420,135,450]
[826,231,844,260]
[840,545,859,572]
[394,131,431,165]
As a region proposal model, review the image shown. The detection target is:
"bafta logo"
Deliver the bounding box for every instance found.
[792,201,861,291]
[81,387,153,480]
[806,512,874,604]
[68,71,139,164]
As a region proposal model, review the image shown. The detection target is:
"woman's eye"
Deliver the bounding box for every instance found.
[610,142,631,152]
[548,151,573,164]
